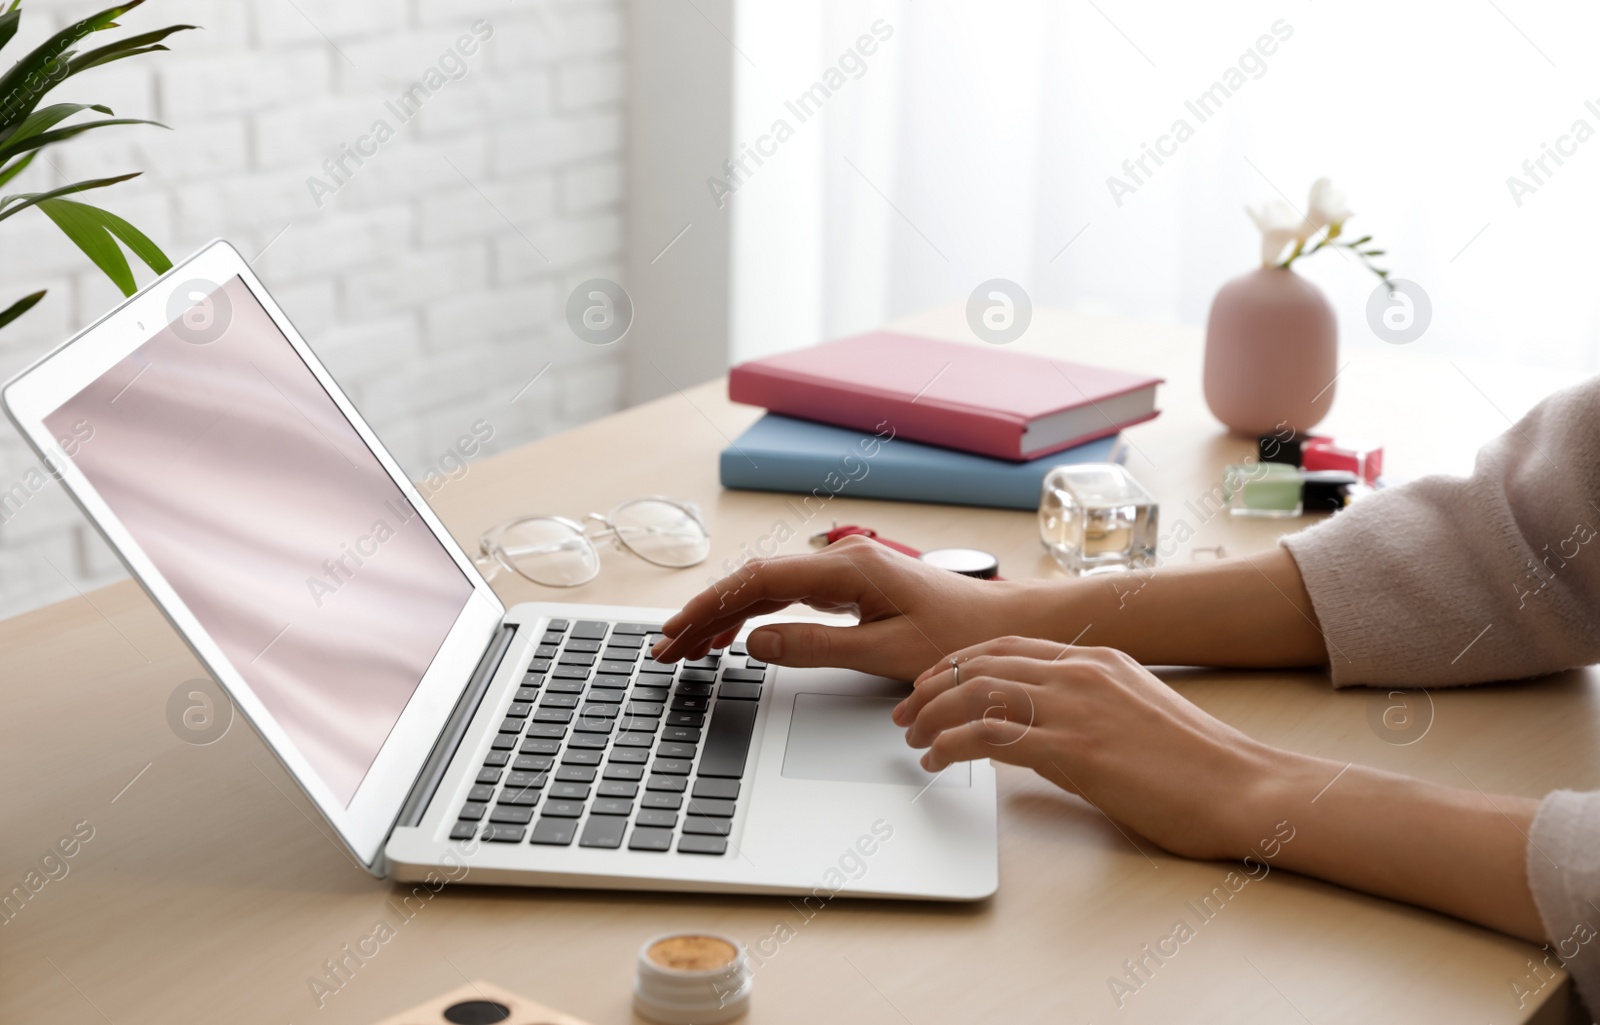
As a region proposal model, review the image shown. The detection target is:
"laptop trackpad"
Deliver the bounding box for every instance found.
[781,693,971,788]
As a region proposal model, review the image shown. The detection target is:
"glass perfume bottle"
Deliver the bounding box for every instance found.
[1038,463,1157,575]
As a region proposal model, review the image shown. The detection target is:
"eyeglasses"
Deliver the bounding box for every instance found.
[475,496,711,587]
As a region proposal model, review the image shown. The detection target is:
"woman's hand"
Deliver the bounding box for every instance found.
[651,536,1035,681]
[894,635,1281,860]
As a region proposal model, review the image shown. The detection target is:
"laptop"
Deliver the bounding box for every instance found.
[2,240,997,899]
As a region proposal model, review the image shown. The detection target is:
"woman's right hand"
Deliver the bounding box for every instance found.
[650,535,1032,680]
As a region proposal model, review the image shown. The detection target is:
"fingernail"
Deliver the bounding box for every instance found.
[891,700,907,725]
[749,629,782,661]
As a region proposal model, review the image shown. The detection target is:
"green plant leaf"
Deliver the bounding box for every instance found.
[0,170,139,221]
[90,202,170,274]
[0,7,20,52]
[68,23,194,75]
[0,117,163,164]
[0,288,45,330]
[0,2,144,133]
[0,148,34,189]
[35,196,135,294]
[0,101,114,149]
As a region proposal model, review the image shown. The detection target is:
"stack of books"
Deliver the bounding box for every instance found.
[720,332,1163,510]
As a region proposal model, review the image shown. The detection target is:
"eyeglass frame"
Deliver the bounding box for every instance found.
[475,495,711,587]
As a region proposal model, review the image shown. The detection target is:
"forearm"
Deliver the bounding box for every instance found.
[1005,548,1329,668]
[1245,751,1544,941]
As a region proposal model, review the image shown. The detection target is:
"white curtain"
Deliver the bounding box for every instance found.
[731,0,1600,372]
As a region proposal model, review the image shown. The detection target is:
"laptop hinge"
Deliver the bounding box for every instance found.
[394,623,518,831]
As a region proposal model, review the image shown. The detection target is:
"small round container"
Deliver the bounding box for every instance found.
[634,932,752,1024]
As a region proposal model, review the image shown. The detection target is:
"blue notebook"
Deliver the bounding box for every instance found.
[720,414,1124,510]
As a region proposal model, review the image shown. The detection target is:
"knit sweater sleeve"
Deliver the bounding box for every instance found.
[1278,376,1600,688]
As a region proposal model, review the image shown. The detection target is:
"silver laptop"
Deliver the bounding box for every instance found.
[2,240,997,899]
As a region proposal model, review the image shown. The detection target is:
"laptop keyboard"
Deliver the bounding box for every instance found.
[448,618,768,856]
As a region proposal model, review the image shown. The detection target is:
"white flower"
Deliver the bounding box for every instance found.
[1247,199,1305,266]
[1305,177,1351,235]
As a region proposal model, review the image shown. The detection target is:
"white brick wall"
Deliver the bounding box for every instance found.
[0,0,627,618]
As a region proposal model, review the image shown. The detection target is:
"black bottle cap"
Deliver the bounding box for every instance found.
[1302,470,1358,512]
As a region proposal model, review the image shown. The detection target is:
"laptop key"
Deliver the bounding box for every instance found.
[615,731,655,747]
[639,660,676,676]
[562,749,602,766]
[526,723,568,739]
[678,835,728,856]
[632,685,669,702]
[534,708,573,723]
[589,687,627,705]
[628,826,674,852]
[573,716,617,735]
[490,805,534,825]
[593,674,634,689]
[521,737,561,755]
[514,755,554,772]
[682,816,732,836]
[556,766,597,782]
[530,818,577,845]
[604,763,645,782]
[505,703,533,718]
[578,703,621,719]
[506,770,548,789]
[593,798,634,816]
[567,733,609,750]
[542,800,585,817]
[546,679,586,695]
[613,622,661,635]
[699,700,758,778]
[449,822,476,841]
[491,734,518,751]
[468,784,496,803]
[730,640,748,655]
[535,644,559,659]
[552,665,590,680]
[528,658,553,673]
[657,742,698,760]
[666,712,705,727]
[669,696,709,713]
[606,633,646,648]
[693,778,740,800]
[457,802,487,821]
[549,782,591,800]
[651,758,692,776]
[678,669,716,684]
[497,717,525,733]
[722,667,767,683]
[626,701,665,717]
[687,797,737,818]
[498,787,540,806]
[608,747,649,764]
[646,775,687,792]
[661,726,702,744]
[636,808,678,828]
[598,660,636,675]
[619,717,659,733]
[571,620,609,639]
[476,768,502,784]
[601,647,638,662]
[674,682,713,698]
[718,682,762,701]
[598,780,639,798]
[559,652,596,667]
[565,638,602,653]
[684,657,720,670]
[745,658,768,669]
[641,792,682,809]
[483,751,510,767]
[516,685,542,702]
[546,619,570,631]
[579,816,627,849]
[481,825,525,843]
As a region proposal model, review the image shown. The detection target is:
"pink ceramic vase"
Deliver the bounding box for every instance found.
[1202,267,1338,436]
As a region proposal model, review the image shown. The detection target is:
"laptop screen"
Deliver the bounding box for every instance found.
[43,275,474,807]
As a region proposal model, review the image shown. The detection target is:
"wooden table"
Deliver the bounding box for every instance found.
[0,305,1590,1025]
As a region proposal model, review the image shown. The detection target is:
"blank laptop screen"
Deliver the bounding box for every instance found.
[44,275,473,806]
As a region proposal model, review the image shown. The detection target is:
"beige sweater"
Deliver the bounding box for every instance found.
[1280,376,1600,1015]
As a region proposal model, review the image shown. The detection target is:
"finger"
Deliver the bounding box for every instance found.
[911,635,1080,687]
[906,675,1041,750]
[653,594,798,662]
[744,618,901,670]
[920,718,1038,773]
[653,552,866,661]
[897,651,1060,727]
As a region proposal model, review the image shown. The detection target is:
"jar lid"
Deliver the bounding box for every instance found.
[919,547,999,579]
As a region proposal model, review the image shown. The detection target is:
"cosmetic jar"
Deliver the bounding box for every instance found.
[634,932,752,1023]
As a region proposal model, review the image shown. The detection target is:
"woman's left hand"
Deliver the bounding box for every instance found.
[893,636,1283,860]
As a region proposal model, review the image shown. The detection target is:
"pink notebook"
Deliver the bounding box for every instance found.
[728,332,1163,461]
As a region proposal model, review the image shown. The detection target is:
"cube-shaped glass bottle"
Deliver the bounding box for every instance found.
[1038,463,1158,575]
